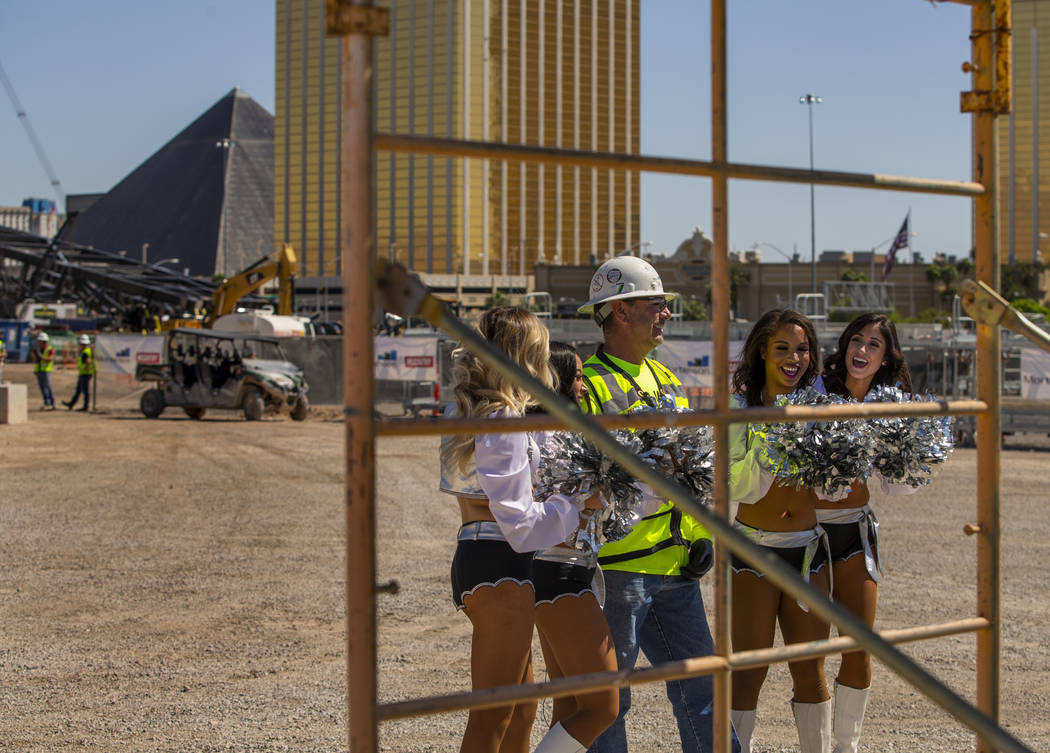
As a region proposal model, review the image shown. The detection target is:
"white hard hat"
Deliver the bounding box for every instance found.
[78,334,91,345]
[578,255,676,325]
[37,332,49,342]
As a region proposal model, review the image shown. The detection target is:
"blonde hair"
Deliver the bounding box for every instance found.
[442,307,553,474]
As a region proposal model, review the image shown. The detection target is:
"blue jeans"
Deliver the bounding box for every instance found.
[35,371,54,407]
[68,374,92,408]
[589,571,739,753]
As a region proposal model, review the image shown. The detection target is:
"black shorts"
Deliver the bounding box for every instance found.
[450,538,534,610]
[531,556,597,605]
[823,520,869,564]
[731,540,829,579]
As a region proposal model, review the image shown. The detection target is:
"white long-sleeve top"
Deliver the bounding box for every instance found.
[728,394,776,505]
[474,420,582,553]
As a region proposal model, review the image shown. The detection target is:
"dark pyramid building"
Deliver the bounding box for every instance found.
[68,88,274,277]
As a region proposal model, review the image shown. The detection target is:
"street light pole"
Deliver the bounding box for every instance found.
[216,138,233,275]
[800,93,821,293]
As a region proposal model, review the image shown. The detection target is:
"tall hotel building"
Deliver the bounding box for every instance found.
[275,0,641,278]
[999,0,1050,265]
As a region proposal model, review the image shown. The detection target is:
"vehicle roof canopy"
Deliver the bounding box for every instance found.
[167,327,280,344]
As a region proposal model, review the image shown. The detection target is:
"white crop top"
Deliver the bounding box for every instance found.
[440,407,583,553]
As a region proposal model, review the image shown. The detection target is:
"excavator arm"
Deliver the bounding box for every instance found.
[206,244,297,326]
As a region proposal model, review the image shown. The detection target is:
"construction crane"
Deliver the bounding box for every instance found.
[0,57,65,204]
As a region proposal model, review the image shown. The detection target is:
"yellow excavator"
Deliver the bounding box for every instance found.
[161,244,297,330]
[206,243,297,326]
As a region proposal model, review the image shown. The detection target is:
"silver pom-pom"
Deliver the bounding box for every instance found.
[535,395,718,550]
[596,429,646,544]
[864,384,954,488]
[630,399,715,506]
[535,430,603,502]
[760,387,874,499]
[535,429,643,550]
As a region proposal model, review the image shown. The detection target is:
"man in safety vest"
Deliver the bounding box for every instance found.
[31,332,56,410]
[578,256,738,753]
[63,334,95,411]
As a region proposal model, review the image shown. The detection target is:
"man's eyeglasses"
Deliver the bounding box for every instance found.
[632,295,670,310]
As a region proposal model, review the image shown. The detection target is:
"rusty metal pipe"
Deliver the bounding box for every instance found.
[972,3,1003,751]
[710,0,732,749]
[380,656,729,721]
[375,399,988,437]
[730,618,992,669]
[376,617,990,721]
[338,3,380,751]
[374,133,985,197]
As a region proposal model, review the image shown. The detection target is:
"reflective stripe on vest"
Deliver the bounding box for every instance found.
[78,347,96,376]
[34,345,54,373]
[583,356,686,415]
[581,354,712,574]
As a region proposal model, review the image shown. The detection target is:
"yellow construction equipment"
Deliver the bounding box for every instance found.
[206,244,297,326]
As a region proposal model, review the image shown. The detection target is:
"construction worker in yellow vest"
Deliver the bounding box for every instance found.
[31,332,56,410]
[578,256,739,753]
[63,334,96,412]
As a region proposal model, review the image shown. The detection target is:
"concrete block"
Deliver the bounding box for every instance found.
[0,382,28,424]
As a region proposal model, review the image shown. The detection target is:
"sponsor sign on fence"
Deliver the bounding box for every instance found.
[654,340,745,390]
[1021,347,1050,399]
[374,336,440,382]
[95,335,165,376]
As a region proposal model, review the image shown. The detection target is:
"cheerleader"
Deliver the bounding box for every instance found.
[728,309,832,753]
[440,310,603,753]
[530,341,618,752]
[818,312,914,753]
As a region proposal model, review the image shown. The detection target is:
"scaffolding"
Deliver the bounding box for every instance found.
[330,1,1029,751]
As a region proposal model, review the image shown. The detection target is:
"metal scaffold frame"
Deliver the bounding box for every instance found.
[329,1,1029,751]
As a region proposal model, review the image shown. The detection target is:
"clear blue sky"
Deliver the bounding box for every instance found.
[1,0,973,265]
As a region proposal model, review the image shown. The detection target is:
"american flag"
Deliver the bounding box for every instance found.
[881,214,910,282]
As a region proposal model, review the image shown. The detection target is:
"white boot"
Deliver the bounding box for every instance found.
[532,721,586,753]
[731,708,756,753]
[792,699,832,753]
[832,683,870,753]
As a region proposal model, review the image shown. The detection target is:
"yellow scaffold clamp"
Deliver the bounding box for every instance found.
[958,278,1050,354]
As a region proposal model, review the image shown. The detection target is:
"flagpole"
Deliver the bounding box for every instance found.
[908,207,915,317]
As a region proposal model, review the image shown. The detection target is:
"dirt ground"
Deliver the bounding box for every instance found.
[2,363,1048,752]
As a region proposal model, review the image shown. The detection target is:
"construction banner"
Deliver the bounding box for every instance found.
[1021,347,1050,399]
[652,340,745,390]
[95,335,165,376]
[374,335,440,382]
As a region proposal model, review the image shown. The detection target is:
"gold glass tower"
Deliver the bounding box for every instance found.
[276,0,641,277]
[999,0,1050,265]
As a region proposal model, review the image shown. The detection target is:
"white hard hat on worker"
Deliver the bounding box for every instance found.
[78,335,91,345]
[578,255,676,326]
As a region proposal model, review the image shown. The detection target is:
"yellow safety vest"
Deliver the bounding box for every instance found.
[581,348,712,574]
[78,346,96,376]
[34,345,54,373]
